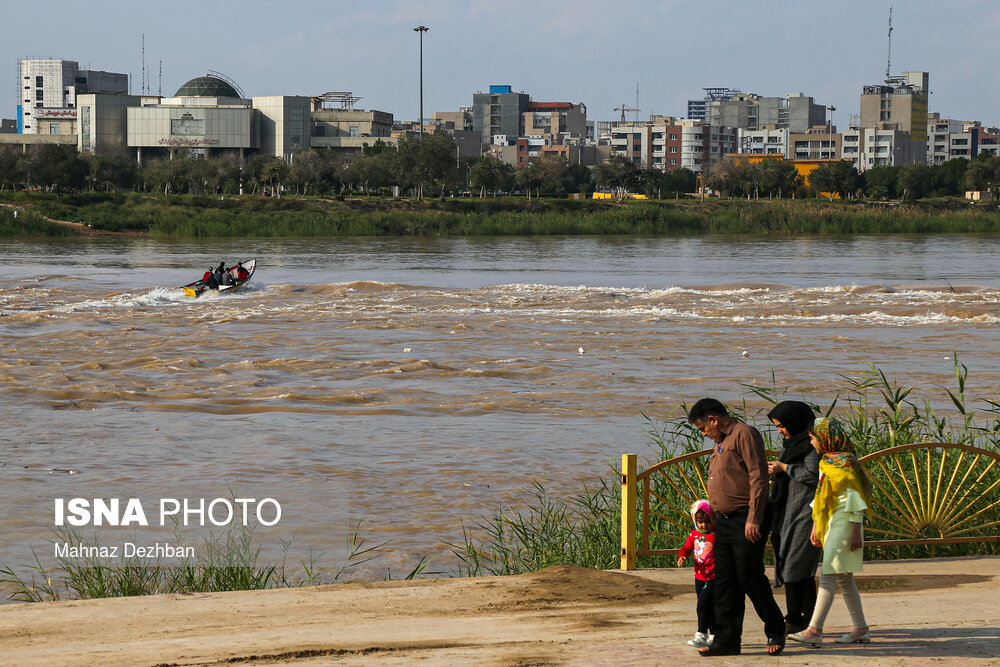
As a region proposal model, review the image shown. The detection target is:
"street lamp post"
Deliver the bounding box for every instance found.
[414,25,429,137]
[827,105,836,161]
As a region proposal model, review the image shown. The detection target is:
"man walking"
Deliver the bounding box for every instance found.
[688,398,785,656]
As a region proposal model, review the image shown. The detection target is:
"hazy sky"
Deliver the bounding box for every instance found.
[5,0,999,129]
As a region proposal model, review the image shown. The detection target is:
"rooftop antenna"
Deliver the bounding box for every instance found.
[635,81,640,122]
[158,60,162,96]
[885,6,893,83]
[141,34,145,94]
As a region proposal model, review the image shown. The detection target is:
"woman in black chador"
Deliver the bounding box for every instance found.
[767,400,822,635]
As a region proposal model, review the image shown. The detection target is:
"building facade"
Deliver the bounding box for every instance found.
[707,92,826,133]
[855,71,929,166]
[610,116,736,173]
[18,59,127,135]
[472,85,529,144]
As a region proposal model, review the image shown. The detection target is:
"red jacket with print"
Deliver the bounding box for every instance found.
[678,529,715,581]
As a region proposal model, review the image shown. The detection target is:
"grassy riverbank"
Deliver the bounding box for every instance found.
[2,191,1000,238]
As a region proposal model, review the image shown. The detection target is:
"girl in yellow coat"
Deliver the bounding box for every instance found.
[788,418,871,646]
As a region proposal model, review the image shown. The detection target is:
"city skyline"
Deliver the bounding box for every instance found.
[4,0,999,129]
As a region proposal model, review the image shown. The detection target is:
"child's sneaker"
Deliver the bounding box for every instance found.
[687,632,709,648]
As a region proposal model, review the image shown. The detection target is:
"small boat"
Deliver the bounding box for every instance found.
[182,259,256,298]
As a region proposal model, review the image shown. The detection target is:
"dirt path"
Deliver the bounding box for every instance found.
[0,202,143,237]
[1,557,997,666]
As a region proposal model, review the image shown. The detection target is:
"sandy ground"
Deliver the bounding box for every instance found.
[1,557,998,666]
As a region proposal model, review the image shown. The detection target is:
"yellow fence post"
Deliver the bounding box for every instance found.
[621,453,637,570]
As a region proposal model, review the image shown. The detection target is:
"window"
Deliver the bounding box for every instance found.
[49,123,59,134]
[669,146,677,153]
[349,126,359,137]
[35,90,44,100]
[669,158,678,165]
[952,138,969,145]
[171,115,205,135]
[35,76,43,86]
[669,133,677,140]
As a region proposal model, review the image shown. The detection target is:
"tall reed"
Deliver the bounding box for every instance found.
[4,192,1000,238]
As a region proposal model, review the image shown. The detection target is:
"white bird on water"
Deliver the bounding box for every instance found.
[578,347,585,354]
[742,350,750,358]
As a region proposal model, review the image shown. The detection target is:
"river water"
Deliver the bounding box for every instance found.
[2,235,1000,580]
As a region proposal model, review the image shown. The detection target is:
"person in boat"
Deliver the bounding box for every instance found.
[214,262,226,284]
[203,267,219,290]
[202,267,213,284]
[221,270,235,286]
[235,262,249,282]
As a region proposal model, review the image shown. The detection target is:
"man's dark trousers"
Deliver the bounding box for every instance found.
[711,505,785,648]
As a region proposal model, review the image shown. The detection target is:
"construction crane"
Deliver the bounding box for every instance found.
[614,104,640,123]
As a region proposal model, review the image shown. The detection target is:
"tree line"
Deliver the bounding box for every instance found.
[3,140,998,202]
[708,154,1000,201]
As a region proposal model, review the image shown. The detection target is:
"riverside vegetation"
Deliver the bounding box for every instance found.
[3,363,998,601]
[2,191,1000,239]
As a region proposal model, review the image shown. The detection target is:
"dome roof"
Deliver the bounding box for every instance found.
[174,75,242,98]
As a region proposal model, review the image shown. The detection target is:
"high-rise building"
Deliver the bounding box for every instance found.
[852,71,929,166]
[17,59,128,134]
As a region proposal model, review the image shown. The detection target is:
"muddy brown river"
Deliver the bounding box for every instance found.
[2,235,1000,580]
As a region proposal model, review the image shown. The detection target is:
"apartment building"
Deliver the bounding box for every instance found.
[737,128,789,156]
[790,126,841,160]
[841,127,910,170]
[610,116,736,173]
[854,71,929,166]
[707,92,826,132]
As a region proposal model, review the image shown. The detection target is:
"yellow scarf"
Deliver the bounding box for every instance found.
[810,418,870,545]
[812,456,869,545]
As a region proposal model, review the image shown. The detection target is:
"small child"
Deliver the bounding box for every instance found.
[677,499,716,648]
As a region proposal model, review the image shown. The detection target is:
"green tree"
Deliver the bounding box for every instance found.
[288,150,328,196]
[469,156,511,198]
[592,154,639,200]
[706,157,759,199]
[395,133,456,199]
[758,159,801,198]
[663,167,696,197]
[29,144,89,192]
[562,163,593,196]
[897,163,932,201]
[517,154,567,199]
[0,147,26,190]
[862,165,899,199]
[927,158,967,197]
[963,156,1000,200]
[808,161,859,199]
[89,153,137,193]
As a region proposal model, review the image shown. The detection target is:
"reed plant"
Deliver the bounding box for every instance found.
[0,207,75,237]
[454,361,1000,576]
[4,191,1000,238]
[0,521,431,602]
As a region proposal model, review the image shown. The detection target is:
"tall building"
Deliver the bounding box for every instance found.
[17,59,127,134]
[853,71,929,166]
[472,85,529,144]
